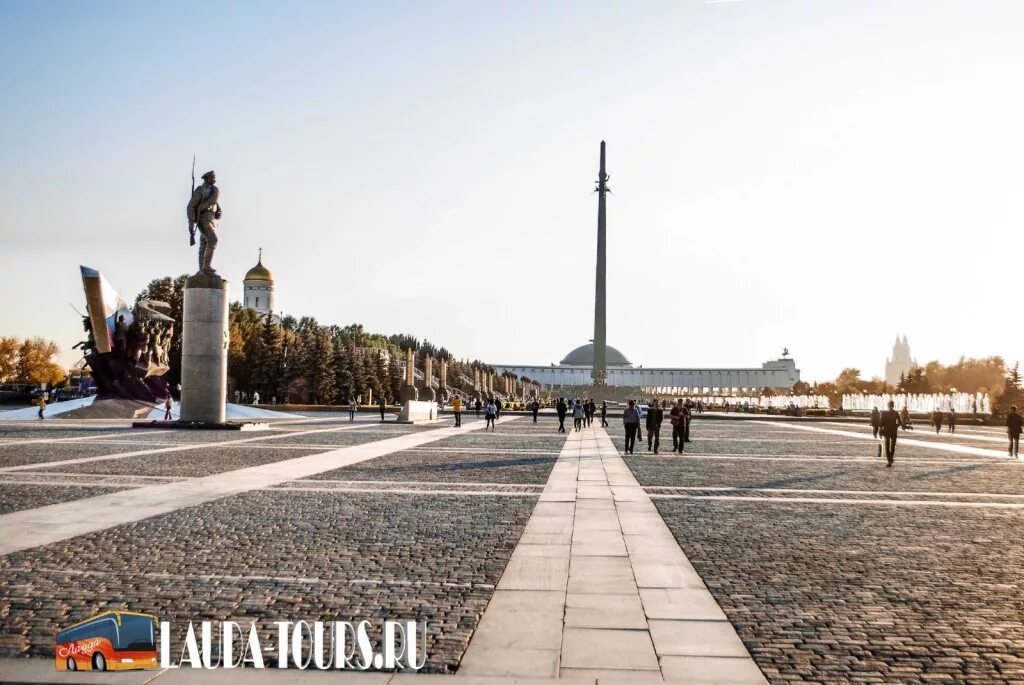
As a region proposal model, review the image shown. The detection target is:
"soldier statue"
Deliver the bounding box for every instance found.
[186,170,222,274]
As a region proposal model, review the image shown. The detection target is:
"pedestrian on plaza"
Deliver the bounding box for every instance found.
[600,401,608,427]
[453,396,462,427]
[494,398,502,422]
[379,396,387,422]
[932,408,943,434]
[682,401,692,442]
[588,399,597,427]
[572,400,585,432]
[670,399,686,453]
[900,406,913,430]
[879,400,905,467]
[253,391,260,405]
[1007,405,1022,458]
[623,400,641,454]
[947,409,956,433]
[531,399,540,423]
[646,399,664,454]
[635,401,644,443]
[37,395,46,420]
[348,400,356,421]
[870,407,881,439]
[164,395,173,420]
[485,399,497,431]
[556,397,568,433]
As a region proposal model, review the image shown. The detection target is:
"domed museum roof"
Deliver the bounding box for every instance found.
[560,343,631,367]
[244,258,273,282]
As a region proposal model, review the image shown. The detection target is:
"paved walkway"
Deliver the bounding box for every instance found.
[0,419,500,556]
[458,425,766,683]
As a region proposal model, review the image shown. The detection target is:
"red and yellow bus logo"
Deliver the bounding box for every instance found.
[55,610,158,672]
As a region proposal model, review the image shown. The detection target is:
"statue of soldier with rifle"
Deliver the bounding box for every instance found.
[186,167,222,274]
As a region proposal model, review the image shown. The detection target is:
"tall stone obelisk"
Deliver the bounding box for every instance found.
[592,141,609,386]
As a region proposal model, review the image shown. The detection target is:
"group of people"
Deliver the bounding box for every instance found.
[621,398,692,454]
[554,398,607,433]
[870,402,1024,464]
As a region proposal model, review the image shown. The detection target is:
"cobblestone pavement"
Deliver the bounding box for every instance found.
[311,420,563,484]
[0,483,129,514]
[0,490,535,672]
[626,418,1024,683]
[0,416,542,675]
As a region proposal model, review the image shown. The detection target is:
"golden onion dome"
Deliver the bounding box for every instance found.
[244,259,273,282]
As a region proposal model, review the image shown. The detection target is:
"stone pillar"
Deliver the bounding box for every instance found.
[439,358,448,391]
[400,347,418,403]
[421,354,436,401]
[180,273,229,423]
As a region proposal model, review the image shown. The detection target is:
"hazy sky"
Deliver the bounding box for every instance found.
[1,0,1021,382]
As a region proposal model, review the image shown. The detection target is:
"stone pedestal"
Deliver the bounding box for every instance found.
[397,400,438,424]
[180,273,228,423]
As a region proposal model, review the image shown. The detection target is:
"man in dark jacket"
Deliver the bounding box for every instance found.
[870,407,881,438]
[670,400,685,453]
[1007,406,1022,458]
[879,400,905,467]
[531,400,540,423]
[556,398,568,433]
[932,408,943,434]
[623,400,641,454]
[646,399,664,454]
[947,409,956,433]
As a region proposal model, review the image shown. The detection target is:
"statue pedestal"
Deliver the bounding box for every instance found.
[397,400,437,424]
[179,273,228,423]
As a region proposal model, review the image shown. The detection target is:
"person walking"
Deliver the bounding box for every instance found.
[947,409,956,434]
[670,400,686,453]
[880,400,905,467]
[1007,405,1022,458]
[253,391,260,406]
[870,407,881,438]
[623,400,641,454]
[485,399,497,431]
[379,396,387,422]
[475,398,482,417]
[635,401,644,443]
[37,395,46,420]
[556,397,568,433]
[900,406,913,430]
[495,398,503,422]
[572,400,585,432]
[645,399,664,454]
[600,401,608,427]
[531,399,540,423]
[163,395,173,420]
[932,408,943,434]
[682,401,692,443]
[452,396,462,427]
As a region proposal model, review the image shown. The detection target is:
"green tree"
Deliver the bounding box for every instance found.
[250,315,284,401]
[993,362,1024,419]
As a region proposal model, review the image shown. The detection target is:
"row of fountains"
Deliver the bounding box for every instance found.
[841,391,990,414]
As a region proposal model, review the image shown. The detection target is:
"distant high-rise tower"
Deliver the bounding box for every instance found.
[592,141,609,385]
[885,335,915,386]
[243,248,274,316]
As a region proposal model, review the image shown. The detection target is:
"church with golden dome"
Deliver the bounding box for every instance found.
[243,249,274,317]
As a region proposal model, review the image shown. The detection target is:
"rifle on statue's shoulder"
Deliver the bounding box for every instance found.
[188,155,196,246]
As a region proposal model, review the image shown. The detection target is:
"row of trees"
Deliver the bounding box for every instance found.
[0,336,67,387]
[134,275,498,405]
[790,356,1020,416]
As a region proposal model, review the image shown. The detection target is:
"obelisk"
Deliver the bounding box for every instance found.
[592,141,609,386]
